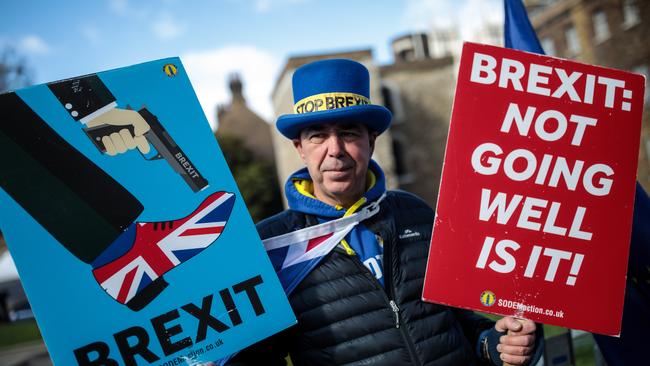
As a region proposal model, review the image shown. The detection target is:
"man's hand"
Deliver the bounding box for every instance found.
[494,317,536,365]
[86,108,151,156]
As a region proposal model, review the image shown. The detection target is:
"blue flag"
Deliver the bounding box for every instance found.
[504,0,544,54]
[503,0,650,364]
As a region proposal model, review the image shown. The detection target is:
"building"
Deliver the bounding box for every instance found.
[216,74,276,163]
[0,234,31,323]
[215,74,283,221]
[380,34,457,205]
[527,0,650,190]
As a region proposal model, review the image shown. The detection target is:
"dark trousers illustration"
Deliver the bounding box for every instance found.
[0,76,233,311]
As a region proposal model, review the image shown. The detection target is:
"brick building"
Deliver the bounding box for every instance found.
[527,0,650,190]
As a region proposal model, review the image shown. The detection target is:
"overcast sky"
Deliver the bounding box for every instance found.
[1,0,503,129]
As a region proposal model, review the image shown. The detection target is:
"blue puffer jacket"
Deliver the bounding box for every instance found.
[229,190,516,366]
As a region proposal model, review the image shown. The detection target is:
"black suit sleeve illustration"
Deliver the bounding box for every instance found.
[47,75,116,122]
[47,75,209,192]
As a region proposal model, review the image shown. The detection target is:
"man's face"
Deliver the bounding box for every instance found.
[293,123,376,208]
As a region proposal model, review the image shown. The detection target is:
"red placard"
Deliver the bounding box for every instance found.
[422,42,645,336]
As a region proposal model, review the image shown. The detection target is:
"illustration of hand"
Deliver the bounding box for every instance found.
[90,191,236,311]
[86,108,151,156]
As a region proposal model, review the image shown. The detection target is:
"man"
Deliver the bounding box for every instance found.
[230,59,543,365]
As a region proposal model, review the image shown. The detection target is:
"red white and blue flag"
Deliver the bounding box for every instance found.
[263,199,382,294]
[92,191,236,305]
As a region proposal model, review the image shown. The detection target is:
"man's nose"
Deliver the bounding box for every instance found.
[325,134,345,157]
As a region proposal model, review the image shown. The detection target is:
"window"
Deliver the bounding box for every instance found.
[622,0,640,29]
[392,138,407,178]
[592,11,610,43]
[565,26,581,56]
[381,83,405,123]
[541,37,556,56]
[390,132,414,185]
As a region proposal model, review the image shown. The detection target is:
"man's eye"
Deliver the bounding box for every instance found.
[309,134,326,143]
[341,132,360,140]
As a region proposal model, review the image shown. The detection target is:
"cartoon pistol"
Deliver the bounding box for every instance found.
[84,108,209,192]
[47,75,209,193]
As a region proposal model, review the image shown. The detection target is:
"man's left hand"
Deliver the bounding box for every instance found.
[494,317,536,365]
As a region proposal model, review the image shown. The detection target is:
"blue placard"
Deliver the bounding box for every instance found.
[0,57,295,365]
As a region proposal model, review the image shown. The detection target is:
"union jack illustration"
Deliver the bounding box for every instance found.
[91,191,236,308]
[264,219,359,295]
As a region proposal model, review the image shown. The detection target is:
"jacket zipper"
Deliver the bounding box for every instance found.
[381,228,423,366]
[389,300,400,328]
[342,247,423,366]
[386,293,422,366]
[387,295,421,366]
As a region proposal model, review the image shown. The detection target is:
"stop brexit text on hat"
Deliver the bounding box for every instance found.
[422,42,645,336]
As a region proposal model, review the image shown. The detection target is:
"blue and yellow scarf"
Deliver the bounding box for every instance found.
[285,159,386,285]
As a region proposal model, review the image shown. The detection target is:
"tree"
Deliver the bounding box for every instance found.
[0,46,33,263]
[217,134,284,223]
[0,47,32,93]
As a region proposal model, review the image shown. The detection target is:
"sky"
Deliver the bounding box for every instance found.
[1,0,503,130]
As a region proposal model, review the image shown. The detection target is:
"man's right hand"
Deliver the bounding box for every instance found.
[495,317,536,365]
[86,108,151,156]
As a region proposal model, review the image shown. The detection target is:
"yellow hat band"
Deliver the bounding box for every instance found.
[293,92,370,114]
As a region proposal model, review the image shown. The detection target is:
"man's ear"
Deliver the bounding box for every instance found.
[293,139,306,161]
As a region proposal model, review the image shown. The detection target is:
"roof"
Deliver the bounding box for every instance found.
[272,48,373,98]
[379,56,454,75]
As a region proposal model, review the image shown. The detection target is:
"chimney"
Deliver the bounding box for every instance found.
[391,33,431,62]
[229,73,245,105]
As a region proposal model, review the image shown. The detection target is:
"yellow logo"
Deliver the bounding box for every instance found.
[163,63,178,77]
[480,290,496,307]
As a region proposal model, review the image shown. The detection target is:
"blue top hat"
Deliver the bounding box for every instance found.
[276,59,392,139]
